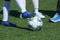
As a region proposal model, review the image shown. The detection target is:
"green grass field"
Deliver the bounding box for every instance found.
[0,0,60,40]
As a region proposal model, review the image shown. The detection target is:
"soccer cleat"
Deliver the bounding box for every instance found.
[1,21,16,26]
[34,12,45,18]
[20,11,36,18]
[50,13,60,22]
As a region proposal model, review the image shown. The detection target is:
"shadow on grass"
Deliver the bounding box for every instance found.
[10,10,21,18]
[39,10,56,17]
[10,10,56,18]
[0,10,56,31]
[0,10,56,18]
[0,10,21,18]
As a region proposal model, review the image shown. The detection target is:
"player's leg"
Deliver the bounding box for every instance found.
[2,0,16,26]
[15,0,35,18]
[15,0,26,13]
[50,0,60,22]
[2,0,10,22]
[32,0,45,18]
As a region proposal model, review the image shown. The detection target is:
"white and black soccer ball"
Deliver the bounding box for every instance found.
[28,16,43,30]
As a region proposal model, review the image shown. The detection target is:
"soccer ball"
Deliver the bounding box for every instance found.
[28,16,43,30]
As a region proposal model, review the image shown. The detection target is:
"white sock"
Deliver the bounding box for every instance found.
[15,0,26,13]
[3,1,10,21]
[32,0,39,13]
